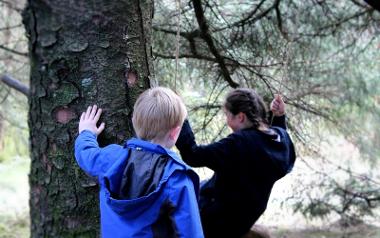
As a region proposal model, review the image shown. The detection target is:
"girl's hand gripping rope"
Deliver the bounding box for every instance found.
[270,94,285,117]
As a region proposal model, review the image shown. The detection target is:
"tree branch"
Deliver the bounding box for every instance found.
[154,26,201,55]
[274,0,289,40]
[154,51,217,62]
[192,0,239,88]
[313,9,372,35]
[0,74,29,96]
[0,44,28,57]
[153,26,201,39]
[190,103,221,112]
[0,0,22,12]
[214,0,279,32]
[0,24,23,31]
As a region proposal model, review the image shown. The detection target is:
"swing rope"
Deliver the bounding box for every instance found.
[174,0,181,91]
[270,41,292,126]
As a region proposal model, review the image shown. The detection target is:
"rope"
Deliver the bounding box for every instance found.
[270,41,292,126]
[174,0,181,91]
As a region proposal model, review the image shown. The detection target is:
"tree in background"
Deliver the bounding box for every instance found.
[153,0,380,225]
[0,0,29,161]
[21,0,152,236]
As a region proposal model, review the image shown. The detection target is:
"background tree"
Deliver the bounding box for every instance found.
[21,0,153,236]
[0,0,29,163]
[153,0,380,225]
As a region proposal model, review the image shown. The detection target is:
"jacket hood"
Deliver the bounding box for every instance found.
[101,138,197,217]
[259,126,296,178]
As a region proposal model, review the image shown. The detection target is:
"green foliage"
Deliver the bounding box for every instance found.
[0,214,29,238]
[273,224,380,238]
[0,92,28,162]
[289,152,380,223]
[153,0,380,224]
[0,129,28,162]
[0,0,29,163]
[0,157,30,238]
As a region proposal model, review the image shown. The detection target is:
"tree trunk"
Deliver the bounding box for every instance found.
[22,0,153,237]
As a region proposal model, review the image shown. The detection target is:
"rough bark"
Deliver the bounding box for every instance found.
[22,0,153,237]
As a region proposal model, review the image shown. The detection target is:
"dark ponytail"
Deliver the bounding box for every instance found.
[223,88,268,129]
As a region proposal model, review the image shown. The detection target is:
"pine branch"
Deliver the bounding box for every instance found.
[0,44,28,57]
[192,0,239,88]
[0,74,29,96]
[0,24,23,31]
[0,0,22,12]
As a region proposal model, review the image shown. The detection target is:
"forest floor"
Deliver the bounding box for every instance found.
[271,224,380,238]
[1,159,380,238]
[0,214,29,238]
[0,158,29,238]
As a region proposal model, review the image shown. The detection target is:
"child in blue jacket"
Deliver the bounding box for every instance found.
[176,88,296,238]
[75,87,204,238]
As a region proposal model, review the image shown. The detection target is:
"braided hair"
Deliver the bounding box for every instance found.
[223,88,268,129]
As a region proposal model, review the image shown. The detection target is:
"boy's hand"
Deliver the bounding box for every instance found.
[79,105,105,135]
[270,94,285,116]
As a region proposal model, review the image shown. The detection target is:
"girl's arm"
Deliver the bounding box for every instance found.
[176,120,237,171]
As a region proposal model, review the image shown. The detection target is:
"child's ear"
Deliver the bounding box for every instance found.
[169,126,181,140]
[237,112,246,123]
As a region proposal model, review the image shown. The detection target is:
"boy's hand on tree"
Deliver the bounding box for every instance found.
[270,94,285,116]
[79,105,105,135]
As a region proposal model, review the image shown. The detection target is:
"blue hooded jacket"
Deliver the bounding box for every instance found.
[75,130,204,238]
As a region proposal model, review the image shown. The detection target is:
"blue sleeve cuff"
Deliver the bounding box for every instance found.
[79,130,97,138]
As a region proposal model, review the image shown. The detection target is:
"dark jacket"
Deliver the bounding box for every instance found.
[175,116,296,238]
[75,130,204,238]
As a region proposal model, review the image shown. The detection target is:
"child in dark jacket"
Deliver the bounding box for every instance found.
[176,88,296,238]
[75,87,204,238]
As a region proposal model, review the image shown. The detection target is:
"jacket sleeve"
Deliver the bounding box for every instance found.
[74,130,121,177]
[270,114,287,129]
[168,171,204,238]
[176,120,237,171]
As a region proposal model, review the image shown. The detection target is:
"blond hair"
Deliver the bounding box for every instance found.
[132,87,187,141]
